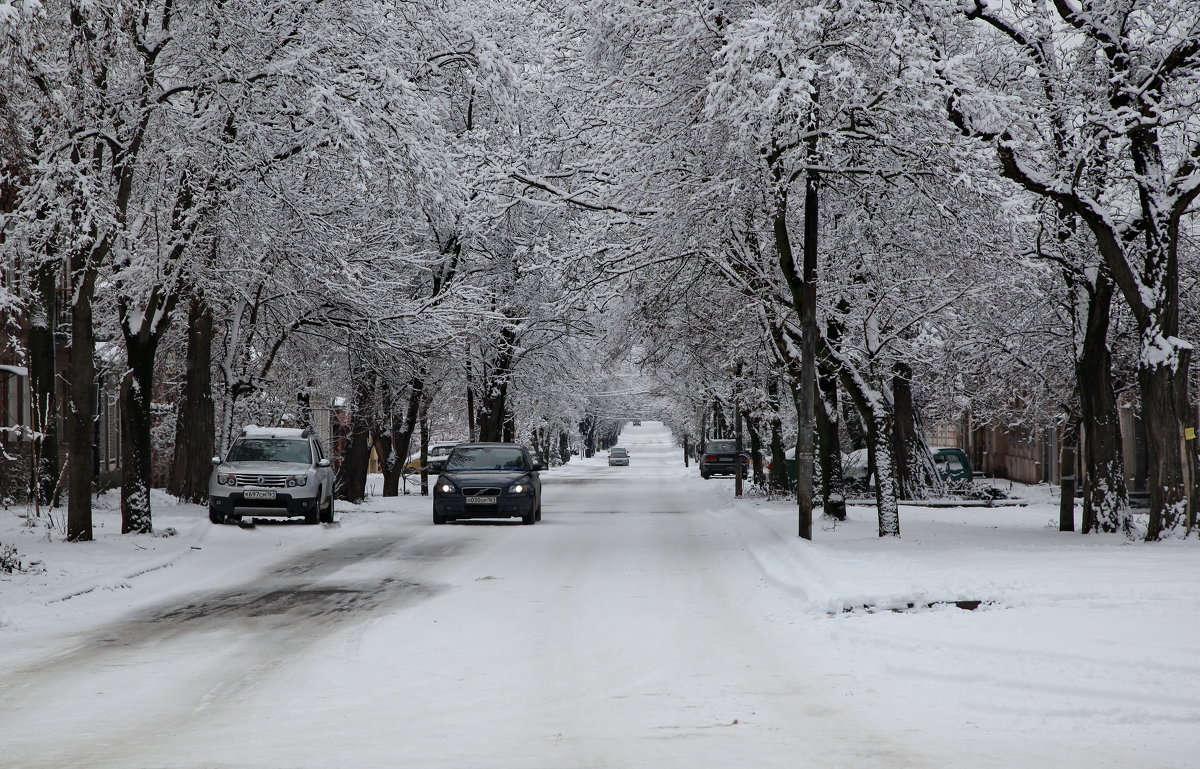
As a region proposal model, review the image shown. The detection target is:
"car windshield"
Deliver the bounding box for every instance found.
[446,447,528,471]
[227,438,312,464]
[706,440,736,453]
[937,453,965,471]
[610,448,628,456]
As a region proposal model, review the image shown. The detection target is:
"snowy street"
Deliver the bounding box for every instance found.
[4,4,1199,766]
[2,423,1197,769]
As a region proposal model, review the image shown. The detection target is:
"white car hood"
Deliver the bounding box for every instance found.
[220,461,311,475]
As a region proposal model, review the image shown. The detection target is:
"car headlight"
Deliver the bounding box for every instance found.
[286,474,308,488]
[437,482,456,494]
[217,472,235,486]
[507,481,531,494]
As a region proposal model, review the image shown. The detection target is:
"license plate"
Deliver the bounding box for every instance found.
[465,496,497,505]
[243,490,276,500]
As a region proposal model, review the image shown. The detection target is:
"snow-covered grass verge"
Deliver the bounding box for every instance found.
[711,482,1200,760]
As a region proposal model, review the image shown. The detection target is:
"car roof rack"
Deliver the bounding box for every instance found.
[238,425,312,439]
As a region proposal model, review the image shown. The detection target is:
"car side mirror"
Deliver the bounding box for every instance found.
[211,456,221,466]
[317,458,331,468]
[533,463,544,472]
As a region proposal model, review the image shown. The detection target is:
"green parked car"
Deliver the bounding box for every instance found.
[931,447,972,483]
[777,446,973,490]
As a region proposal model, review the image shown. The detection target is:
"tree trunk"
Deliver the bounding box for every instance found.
[478,376,509,442]
[376,378,423,497]
[297,380,314,432]
[1059,414,1078,532]
[709,397,729,438]
[374,381,401,497]
[743,410,766,487]
[734,401,744,498]
[868,401,901,537]
[891,369,913,501]
[478,326,515,443]
[767,380,789,493]
[466,366,476,442]
[120,335,157,533]
[1141,353,1193,539]
[65,260,96,542]
[771,160,816,540]
[890,361,938,500]
[419,399,429,497]
[558,431,570,465]
[27,261,60,509]
[336,361,374,503]
[815,367,846,521]
[502,409,516,443]
[581,415,597,458]
[1075,273,1131,535]
[168,294,215,503]
[818,333,900,537]
[1125,133,1195,540]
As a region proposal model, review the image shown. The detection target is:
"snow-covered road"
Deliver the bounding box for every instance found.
[2,423,1196,768]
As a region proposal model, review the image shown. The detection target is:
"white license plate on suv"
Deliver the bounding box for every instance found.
[243,490,277,500]
[465,496,497,505]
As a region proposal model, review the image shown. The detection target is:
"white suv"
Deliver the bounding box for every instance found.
[208,426,335,524]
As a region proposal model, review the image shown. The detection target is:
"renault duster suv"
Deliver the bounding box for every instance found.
[209,426,335,524]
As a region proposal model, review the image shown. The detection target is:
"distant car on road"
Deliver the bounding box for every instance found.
[403,441,460,474]
[699,439,749,479]
[632,420,641,426]
[433,443,543,525]
[208,426,335,525]
[608,447,630,466]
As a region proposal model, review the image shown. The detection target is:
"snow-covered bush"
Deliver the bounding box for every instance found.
[1,542,26,573]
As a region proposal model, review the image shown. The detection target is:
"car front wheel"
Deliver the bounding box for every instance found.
[303,497,320,525]
[209,505,225,524]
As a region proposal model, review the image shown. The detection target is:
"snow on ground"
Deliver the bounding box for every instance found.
[0,423,1197,769]
[0,477,427,635]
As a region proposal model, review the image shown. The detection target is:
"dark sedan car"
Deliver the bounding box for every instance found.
[699,439,749,479]
[433,443,543,525]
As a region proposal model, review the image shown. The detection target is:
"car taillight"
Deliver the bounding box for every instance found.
[705,455,718,462]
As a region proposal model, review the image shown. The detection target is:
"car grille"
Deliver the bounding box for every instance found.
[462,487,501,497]
[234,474,289,487]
